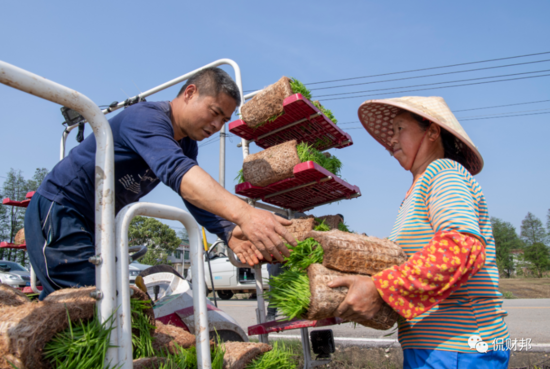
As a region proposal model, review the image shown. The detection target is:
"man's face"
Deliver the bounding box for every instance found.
[172,85,237,141]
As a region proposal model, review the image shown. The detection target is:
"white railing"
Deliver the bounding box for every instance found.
[115,203,208,368]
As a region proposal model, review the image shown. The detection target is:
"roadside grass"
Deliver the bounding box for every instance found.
[499,278,550,298]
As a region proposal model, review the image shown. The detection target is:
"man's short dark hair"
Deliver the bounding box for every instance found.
[177,67,241,106]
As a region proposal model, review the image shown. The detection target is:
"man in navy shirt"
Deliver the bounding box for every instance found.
[25,67,296,299]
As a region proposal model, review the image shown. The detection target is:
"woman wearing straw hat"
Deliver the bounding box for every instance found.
[328,96,510,368]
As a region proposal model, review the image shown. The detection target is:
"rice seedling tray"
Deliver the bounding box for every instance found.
[229,93,353,151]
[2,191,35,208]
[247,317,343,336]
[235,161,361,212]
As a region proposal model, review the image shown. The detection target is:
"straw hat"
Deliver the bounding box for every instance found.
[357,96,484,175]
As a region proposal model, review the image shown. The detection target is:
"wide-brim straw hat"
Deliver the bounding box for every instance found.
[357,96,484,175]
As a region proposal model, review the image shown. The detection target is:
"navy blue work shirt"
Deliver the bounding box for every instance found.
[38,101,235,243]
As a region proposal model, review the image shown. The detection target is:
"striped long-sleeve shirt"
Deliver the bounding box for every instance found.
[373,159,509,353]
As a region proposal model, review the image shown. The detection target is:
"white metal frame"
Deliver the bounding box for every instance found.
[115,202,208,369]
[0,60,117,358]
[2,58,245,369]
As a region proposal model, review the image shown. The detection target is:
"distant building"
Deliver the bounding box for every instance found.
[167,241,190,276]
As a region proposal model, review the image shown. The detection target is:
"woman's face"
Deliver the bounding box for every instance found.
[389,112,427,170]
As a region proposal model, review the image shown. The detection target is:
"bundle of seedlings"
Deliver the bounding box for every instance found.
[240,77,337,129]
[266,230,408,330]
[238,140,342,187]
[0,286,153,369]
[135,341,295,369]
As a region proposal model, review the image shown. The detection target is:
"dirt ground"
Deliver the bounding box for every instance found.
[277,340,550,368]
[499,278,550,299]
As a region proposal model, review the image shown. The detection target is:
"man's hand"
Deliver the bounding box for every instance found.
[179,166,296,263]
[234,209,296,263]
[227,232,263,266]
[328,275,383,322]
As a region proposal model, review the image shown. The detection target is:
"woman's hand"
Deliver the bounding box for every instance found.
[328,275,383,322]
[228,226,265,266]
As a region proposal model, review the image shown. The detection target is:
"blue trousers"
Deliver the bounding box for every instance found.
[403,348,510,369]
[25,193,96,300]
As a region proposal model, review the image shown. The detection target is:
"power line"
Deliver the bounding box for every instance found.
[243,51,550,92]
[453,99,550,112]
[457,107,550,119]
[341,110,550,130]
[309,59,550,91]
[320,73,550,101]
[314,69,550,98]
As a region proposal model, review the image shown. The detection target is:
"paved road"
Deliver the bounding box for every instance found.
[215,298,550,348]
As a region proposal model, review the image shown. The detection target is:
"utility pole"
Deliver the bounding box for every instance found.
[219,125,226,188]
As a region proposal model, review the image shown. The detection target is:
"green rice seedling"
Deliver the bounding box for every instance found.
[236,169,245,184]
[285,238,324,272]
[245,341,297,369]
[131,298,156,359]
[264,270,311,320]
[289,78,312,101]
[43,308,119,369]
[313,220,330,232]
[297,143,342,176]
[157,343,225,369]
[338,221,352,233]
[312,101,338,125]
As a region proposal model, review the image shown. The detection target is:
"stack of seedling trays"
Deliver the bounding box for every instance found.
[230,77,360,211]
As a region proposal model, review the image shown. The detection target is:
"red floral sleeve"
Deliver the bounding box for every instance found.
[372,231,485,320]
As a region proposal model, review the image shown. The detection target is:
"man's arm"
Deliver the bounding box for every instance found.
[180,165,296,262]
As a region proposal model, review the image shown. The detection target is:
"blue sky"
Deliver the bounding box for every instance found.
[1,1,549,242]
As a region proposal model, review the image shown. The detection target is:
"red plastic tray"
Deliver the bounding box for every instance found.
[229,94,353,151]
[0,242,26,249]
[2,191,35,208]
[248,317,343,336]
[235,161,361,212]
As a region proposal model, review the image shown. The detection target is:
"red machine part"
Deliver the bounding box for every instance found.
[248,317,343,336]
[235,161,361,212]
[2,191,35,208]
[0,242,26,249]
[229,94,352,151]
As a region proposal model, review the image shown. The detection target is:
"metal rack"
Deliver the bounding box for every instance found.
[228,87,362,368]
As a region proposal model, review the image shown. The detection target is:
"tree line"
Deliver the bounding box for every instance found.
[492,211,550,278]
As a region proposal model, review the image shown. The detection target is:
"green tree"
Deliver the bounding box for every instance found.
[26,168,49,192]
[128,216,180,266]
[491,217,522,277]
[523,242,550,278]
[520,212,547,246]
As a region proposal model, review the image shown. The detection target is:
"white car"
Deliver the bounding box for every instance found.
[202,241,269,300]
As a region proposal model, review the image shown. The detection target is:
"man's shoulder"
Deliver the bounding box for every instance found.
[123,101,171,120]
